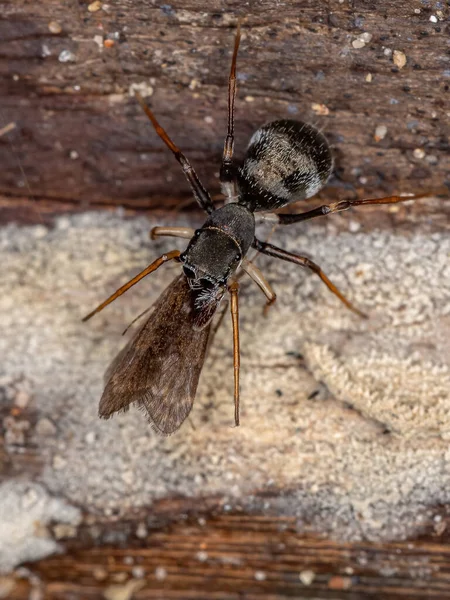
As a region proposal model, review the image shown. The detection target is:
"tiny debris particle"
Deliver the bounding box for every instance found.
[128,82,153,98]
[311,103,330,116]
[299,570,315,586]
[196,551,208,562]
[365,73,372,82]
[383,48,392,56]
[135,522,148,539]
[414,8,421,14]
[53,523,77,539]
[108,94,125,104]
[352,32,372,49]
[374,124,388,142]
[328,575,352,590]
[245,95,255,102]
[41,44,51,59]
[393,50,407,69]
[413,148,425,159]
[349,220,361,233]
[104,39,114,48]
[154,566,167,581]
[0,122,16,137]
[88,1,103,12]
[85,430,97,444]
[94,35,104,50]
[70,150,79,160]
[103,579,145,600]
[254,570,266,581]
[131,566,145,579]
[429,15,438,23]
[434,520,447,536]
[436,10,444,20]
[352,39,365,49]
[58,49,76,63]
[189,78,199,90]
[48,21,62,34]
[360,32,373,43]
[204,115,213,124]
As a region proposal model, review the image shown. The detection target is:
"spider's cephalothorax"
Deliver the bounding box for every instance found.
[180,203,255,329]
[237,119,333,212]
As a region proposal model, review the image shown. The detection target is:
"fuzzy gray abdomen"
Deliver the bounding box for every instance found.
[237,119,333,212]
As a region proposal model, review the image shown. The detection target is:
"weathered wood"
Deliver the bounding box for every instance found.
[1,211,450,599]
[0,1,448,219]
[5,514,450,600]
[1,4,449,595]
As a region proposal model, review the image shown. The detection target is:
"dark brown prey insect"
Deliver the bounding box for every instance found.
[83,24,429,435]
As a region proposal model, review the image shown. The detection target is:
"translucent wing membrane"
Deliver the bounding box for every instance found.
[99,275,211,435]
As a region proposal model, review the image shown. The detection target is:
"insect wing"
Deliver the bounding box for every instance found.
[99,274,211,435]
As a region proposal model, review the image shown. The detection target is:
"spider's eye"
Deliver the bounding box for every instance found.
[183,265,196,279]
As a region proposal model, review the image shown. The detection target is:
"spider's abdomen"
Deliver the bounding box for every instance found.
[237,119,333,212]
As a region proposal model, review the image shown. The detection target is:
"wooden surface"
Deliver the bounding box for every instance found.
[0,0,449,221]
[1,209,450,598]
[1,2,450,597]
[5,513,450,600]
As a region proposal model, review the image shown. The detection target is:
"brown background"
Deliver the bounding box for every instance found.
[0,0,448,223]
[1,1,450,599]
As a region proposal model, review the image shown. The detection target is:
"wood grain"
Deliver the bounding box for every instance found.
[5,514,450,600]
[1,4,450,597]
[0,1,448,220]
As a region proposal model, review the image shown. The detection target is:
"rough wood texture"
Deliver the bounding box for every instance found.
[0,0,449,220]
[1,210,449,597]
[1,2,450,597]
[5,514,450,600]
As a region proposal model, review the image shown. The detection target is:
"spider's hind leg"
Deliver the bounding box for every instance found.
[253,238,367,319]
